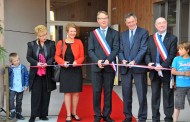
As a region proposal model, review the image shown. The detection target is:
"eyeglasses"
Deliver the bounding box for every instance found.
[97,17,108,20]
[38,33,47,38]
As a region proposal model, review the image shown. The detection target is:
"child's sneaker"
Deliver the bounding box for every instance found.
[9,111,16,120]
[16,112,25,120]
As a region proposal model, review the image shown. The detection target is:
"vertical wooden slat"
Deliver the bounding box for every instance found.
[111,0,154,34]
[5,66,9,119]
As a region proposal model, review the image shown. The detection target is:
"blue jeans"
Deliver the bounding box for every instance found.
[9,90,23,113]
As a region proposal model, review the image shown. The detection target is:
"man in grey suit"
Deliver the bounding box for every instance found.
[119,13,148,122]
[145,17,177,122]
[88,11,119,122]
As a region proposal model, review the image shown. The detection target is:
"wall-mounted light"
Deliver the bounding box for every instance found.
[112,7,117,11]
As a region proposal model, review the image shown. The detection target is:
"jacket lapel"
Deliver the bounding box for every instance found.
[125,30,130,50]
[35,40,48,59]
[44,41,48,58]
[106,28,111,42]
[122,30,130,59]
[35,41,40,58]
[163,32,169,46]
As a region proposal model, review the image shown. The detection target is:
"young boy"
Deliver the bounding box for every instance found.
[8,53,29,120]
[171,41,190,122]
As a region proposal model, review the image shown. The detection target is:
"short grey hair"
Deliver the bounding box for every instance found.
[124,13,137,21]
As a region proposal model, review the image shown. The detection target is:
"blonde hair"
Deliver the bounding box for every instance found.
[97,11,108,18]
[66,23,77,32]
[9,53,18,63]
[34,25,47,36]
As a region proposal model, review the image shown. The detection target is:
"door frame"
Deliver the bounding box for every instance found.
[46,0,111,39]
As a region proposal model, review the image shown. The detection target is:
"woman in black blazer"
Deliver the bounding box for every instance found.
[26,25,56,122]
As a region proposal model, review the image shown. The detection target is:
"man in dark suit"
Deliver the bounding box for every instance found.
[88,11,119,122]
[118,13,148,122]
[145,17,177,122]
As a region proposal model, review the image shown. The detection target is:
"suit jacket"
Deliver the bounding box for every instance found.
[26,40,56,91]
[54,39,84,65]
[145,32,177,81]
[88,27,119,72]
[119,27,148,74]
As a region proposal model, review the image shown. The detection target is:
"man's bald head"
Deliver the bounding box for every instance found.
[155,17,167,34]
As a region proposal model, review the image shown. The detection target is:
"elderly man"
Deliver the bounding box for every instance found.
[145,17,177,122]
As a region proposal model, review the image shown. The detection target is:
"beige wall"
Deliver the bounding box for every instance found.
[0,0,4,46]
[4,0,46,66]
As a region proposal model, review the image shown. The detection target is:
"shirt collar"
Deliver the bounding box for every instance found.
[100,27,108,36]
[100,27,108,31]
[129,26,137,34]
[157,31,167,40]
[11,64,21,68]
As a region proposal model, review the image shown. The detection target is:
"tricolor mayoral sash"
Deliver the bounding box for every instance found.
[153,33,168,61]
[93,28,116,72]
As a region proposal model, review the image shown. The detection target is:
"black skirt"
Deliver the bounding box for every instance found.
[59,66,82,93]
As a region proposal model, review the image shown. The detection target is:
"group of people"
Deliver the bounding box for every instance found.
[7,23,84,122]
[6,10,190,122]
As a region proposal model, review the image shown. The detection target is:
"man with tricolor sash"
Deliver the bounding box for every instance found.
[88,11,119,122]
[145,17,177,122]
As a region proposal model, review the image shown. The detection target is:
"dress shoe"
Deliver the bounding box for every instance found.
[16,112,25,120]
[103,116,114,122]
[94,116,102,122]
[138,120,146,122]
[29,116,36,122]
[122,118,132,122]
[39,116,49,120]
[66,116,72,122]
[71,113,81,121]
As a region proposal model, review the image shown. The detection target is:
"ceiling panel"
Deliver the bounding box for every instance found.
[50,0,80,9]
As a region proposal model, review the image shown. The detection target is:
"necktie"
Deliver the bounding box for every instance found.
[102,29,106,38]
[129,30,133,48]
[156,34,162,63]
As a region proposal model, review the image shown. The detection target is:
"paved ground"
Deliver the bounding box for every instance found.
[0,84,189,122]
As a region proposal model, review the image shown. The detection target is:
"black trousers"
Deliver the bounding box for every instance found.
[31,75,51,117]
[121,70,147,121]
[9,90,23,113]
[91,70,115,117]
[151,74,174,122]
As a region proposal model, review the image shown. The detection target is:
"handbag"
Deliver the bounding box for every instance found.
[52,40,64,82]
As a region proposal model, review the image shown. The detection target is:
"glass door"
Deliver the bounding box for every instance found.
[180,0,189,42]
